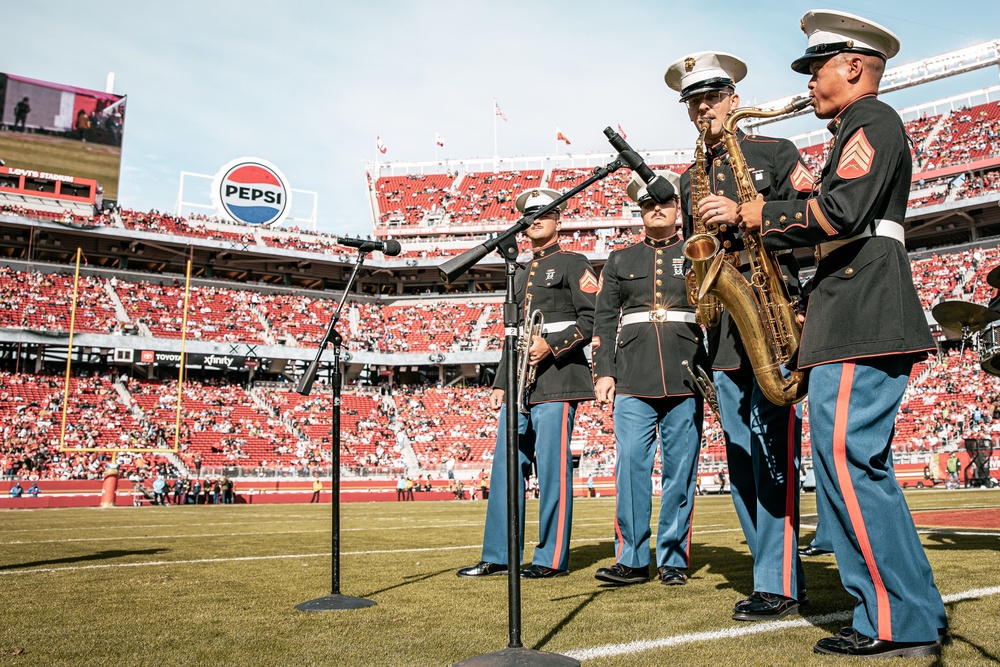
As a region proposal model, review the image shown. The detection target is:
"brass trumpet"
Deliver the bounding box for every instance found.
[515,294,545,413]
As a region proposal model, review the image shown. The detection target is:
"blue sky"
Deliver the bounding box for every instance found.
[5,1,999,236]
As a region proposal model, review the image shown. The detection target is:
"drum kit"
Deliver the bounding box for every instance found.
[931,265,1000,377]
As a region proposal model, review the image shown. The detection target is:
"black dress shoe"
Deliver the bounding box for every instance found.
[732,592,800,620]
[837,626,952,647]
[657,566,688,586]
[814,630,940,657]
[457,561,508,578]
[595,563,648,586]
[520,564,569,579]
[798,545,834,557]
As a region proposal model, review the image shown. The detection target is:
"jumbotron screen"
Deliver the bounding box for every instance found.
[0,72,126,200]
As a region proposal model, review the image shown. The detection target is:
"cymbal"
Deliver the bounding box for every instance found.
[931,300,1000,333]
[987,265,1000,288]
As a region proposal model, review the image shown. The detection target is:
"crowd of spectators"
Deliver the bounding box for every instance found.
[918,102,1000,170]
[0,371,178,481]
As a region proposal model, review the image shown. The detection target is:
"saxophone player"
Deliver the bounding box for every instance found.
[458,188,598,580]
[591,171,709,586]
[666,51,813,620]
[738,11,946,657]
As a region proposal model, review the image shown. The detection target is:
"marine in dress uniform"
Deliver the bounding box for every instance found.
[666,51,810,620]
[457,188,598,579]
[592,172,708,587]
[739,10,947,658]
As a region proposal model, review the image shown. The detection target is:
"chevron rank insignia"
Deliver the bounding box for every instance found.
[790,162,816,192]
[836,128,875,179]
[580,270,599,294]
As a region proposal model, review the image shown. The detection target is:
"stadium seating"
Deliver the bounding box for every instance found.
[0,268,119,334]
[375,173,455,226]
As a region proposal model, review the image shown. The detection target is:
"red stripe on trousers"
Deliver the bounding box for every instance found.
[782,405,796,598]
[552,403,570,569]
[832,362,893,640]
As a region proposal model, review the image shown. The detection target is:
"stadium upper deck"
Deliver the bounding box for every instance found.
[367,86,1000,244]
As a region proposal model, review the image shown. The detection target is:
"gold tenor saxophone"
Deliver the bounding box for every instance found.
[699,97,813,406]
[683,121,724,328]
[515,294,545,413]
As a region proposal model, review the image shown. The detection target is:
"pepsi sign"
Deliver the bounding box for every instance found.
[211,157,291,226]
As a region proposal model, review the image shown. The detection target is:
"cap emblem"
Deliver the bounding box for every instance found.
[684,57,696,72]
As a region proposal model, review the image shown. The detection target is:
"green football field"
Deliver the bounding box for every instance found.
[1,490,998,666]
[0,132,121,199]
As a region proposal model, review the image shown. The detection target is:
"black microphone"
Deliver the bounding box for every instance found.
[335,237,402,256]
[603,127,676,204]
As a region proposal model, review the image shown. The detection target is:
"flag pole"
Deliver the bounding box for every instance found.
[493,98,498,167]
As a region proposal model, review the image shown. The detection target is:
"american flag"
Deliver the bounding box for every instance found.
[435,132,445,147]
[376,135,387,154]
[617,123,627,140]
[556,128,571,145]
[494,100,507,122]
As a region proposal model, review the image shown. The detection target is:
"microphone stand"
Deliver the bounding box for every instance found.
[449,158,623,667]
[294,249,376,612]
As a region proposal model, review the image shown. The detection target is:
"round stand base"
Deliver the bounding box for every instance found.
[453,647,580,666]
[294,594,377,612]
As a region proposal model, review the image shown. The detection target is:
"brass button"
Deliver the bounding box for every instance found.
[723,240,731,249]
[564,339,569,344]
[533,262,539,267]
[717,173,726,181]
[656,269,663,275]
[719,224,727,232]
[656,279,663,286]
[765,221,771,227]
[546,282,551,286]
[795,212,803,220]
[779,215,787,222]
[629,273,635,278]
[845,267,854,275]
[656,292,662,298]
[619,340,626,347]
[656,249,663,255]
[717,189,725,196]
[527,281,533,286]
[714,158,722,168]
[656,259,663,265]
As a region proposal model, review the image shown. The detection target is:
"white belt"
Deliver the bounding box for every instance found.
[542,320,576,334]
[816,219,905,260]
[620,310,697,326]
[514,320,576,336]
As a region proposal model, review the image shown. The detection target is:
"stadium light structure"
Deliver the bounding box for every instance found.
[748,40,1000,129]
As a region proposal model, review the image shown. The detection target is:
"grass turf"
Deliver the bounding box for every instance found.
[1,489,998,666]
[0,132,122,199]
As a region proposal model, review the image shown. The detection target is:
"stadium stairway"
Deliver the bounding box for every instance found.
[103,280,130,322]
[920,115,951,156]
[249,304,277,345]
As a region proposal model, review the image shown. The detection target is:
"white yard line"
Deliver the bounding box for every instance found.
[566,586,1000,661]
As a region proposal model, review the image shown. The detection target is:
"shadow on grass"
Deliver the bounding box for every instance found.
[1,547,168,571]
[360,567,456,598]
[532,589,612,652]
[922,531,1000,551]
[567,540,615,572]
[688,541,755,598]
